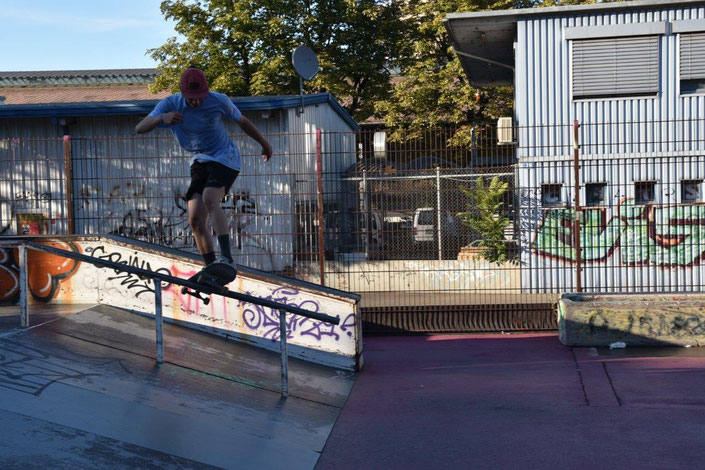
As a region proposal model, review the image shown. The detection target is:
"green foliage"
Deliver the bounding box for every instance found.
[149,0,404,122]
[374,0,521,142]
[458,176,510,262]
[148,0,629,130]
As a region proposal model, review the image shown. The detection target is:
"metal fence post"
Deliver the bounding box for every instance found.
[573,120,583,292]
[436,166,443,260]
[155,279,164,363]
[316,128,326,286]
[362,169,369,256]
[19,245,28,328]
[63,135,75,234]
[279,308,289,397]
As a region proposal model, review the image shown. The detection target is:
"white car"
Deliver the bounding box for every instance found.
[412,207,462,244]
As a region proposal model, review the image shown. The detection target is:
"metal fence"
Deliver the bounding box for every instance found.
[2,119,704,331]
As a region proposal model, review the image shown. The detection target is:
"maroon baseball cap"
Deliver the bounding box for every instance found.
[179,68,209,99]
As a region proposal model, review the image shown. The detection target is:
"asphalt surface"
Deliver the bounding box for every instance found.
[317,333,705,470]
[3,305,705,469]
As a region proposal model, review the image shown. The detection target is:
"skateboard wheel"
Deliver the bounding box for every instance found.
[180,287,188,294]
[203,298,210,305]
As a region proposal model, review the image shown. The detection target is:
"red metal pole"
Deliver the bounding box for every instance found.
[573,120,582,293]
[316,129,326,286]
[63,135,75,234]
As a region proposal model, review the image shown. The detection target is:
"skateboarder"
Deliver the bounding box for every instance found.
[136,67,272,273]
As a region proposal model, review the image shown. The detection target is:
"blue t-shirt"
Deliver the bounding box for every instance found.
[148,92,243,171]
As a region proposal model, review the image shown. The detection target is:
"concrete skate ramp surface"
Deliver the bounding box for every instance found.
[0,304,355,469]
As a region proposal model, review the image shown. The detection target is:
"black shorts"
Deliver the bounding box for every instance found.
[186,161,239,201]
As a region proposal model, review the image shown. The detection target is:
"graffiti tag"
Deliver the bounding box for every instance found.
[533,199,705,266]
[87,246,172,297]
[242,287,354,342]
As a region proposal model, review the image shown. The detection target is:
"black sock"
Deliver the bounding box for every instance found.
[217,234,232,261]
[203,252,216,265]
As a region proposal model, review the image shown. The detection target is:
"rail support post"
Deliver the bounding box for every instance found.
[155,279,164,364]
[19,245,29,328]
[279,308,289,397]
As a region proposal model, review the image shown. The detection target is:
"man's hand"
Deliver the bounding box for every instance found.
[162,112,183,125]
[136,111,182,134]
[262,142,273,162]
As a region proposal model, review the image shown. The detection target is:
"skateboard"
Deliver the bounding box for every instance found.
[180,262,237,305]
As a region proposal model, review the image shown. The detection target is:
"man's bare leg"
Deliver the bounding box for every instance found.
[202,186,228,235]
[202,186,234,263]
[188,195,213,257]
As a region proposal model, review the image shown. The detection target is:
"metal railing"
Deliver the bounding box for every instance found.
[17,240,340,397]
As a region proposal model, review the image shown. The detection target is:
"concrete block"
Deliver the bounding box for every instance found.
[558,293,705,347]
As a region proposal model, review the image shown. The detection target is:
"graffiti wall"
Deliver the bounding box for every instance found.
[0,237,361,370]
[519,158,705,293]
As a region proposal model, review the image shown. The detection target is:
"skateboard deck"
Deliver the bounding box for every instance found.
[180,262,237,304]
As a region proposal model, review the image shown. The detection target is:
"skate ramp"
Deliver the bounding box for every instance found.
[0,235,362,371]
[0,303,354,469]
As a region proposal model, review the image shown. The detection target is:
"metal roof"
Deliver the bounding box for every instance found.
[0,92,359,130]
[0,69,159,87]
[444,0,705,86]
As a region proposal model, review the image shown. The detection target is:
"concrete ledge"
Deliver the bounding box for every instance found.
[558,293,705,347]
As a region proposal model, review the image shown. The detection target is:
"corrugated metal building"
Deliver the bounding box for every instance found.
[446,0,705,293]
[0,69,358,272]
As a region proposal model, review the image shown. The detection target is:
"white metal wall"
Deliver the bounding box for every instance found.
[515,3,705,159]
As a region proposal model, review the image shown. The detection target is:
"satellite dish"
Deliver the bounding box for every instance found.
[292,45,319,81]
[292,45,319,116]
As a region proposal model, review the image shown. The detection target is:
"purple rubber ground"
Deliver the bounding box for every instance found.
[317,333,705,469]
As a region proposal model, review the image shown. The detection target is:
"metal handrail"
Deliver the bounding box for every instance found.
[18,241,341,397]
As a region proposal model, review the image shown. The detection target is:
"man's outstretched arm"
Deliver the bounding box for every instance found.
[135,112,182,134]
[237,116,273,162]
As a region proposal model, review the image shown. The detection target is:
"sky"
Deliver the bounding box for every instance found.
[1,0,179,71]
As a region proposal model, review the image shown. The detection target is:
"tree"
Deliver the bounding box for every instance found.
[375,0,528,143]
[375,0,619,143]
[458,176,510,262]
[148,0,404,121]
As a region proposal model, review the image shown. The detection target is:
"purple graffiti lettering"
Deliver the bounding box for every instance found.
[241,286,353,342]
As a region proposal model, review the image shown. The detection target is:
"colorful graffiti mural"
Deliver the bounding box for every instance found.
[532,199,705,266]
[0,241,82,304]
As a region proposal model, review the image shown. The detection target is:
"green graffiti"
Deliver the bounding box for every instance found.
[532,200,705,266]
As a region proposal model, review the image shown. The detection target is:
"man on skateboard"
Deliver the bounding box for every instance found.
[136,67,272,281]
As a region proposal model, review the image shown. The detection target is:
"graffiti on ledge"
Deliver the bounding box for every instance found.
[86,246,173,297]
[242,286,355,342]
[0,241,81,304]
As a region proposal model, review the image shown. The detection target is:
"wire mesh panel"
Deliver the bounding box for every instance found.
[2,119,704,331]
[0,137,67,235]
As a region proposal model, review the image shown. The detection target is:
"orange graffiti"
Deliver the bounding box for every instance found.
[0,249,19,302]
[2,240,83,303]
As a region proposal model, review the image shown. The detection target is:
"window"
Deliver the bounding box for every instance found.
[417,210,435,225]
[682,180,703,203]
[635,181,656,204]
[680,33,705,95]
[585,183,607,206]
[542,184,562,207]
[373,131,386,158]
[572,36,660,99]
